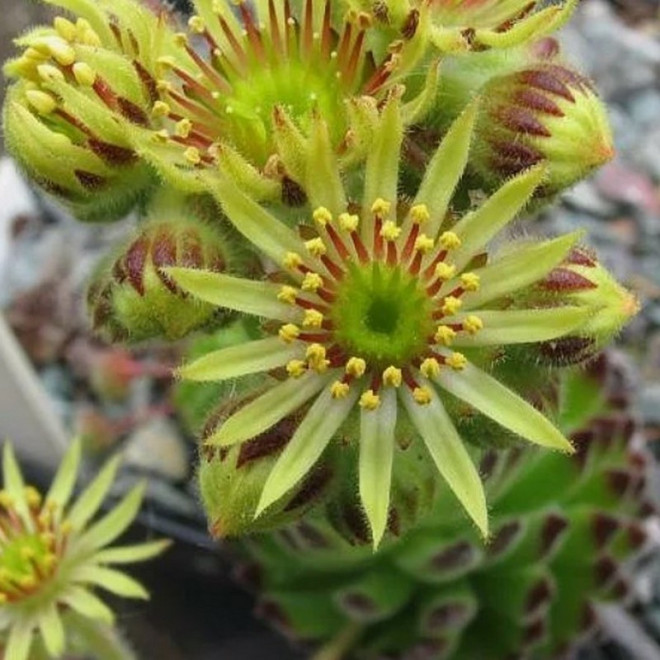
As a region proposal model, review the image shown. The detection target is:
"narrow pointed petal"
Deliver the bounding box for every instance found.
[2,442,30,525]
[450,166,546,272]
[401,386,488,537]
[211,176,304,262]
[177,338,301,382]
[208,372,333,446]
[46,437,81,508]
[61,587,115,624]
[452,307,590,346]
[75,566,149,599]
[95,540,172,565]
[402,59,442,125]
[166,268,293,322]
[77,483,145,551]
[4,618,33,660]
[434,363,574,453]
[415,99,478,236]
[256,383,358,516]
[306,112,346,213]
[67,454,122,530]
[39,605,65,658]
[464,233,581,310]
[362,94,403,240]
[360,388,397,550]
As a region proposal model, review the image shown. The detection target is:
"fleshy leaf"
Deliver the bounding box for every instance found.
[177,338,300,382]
[207,373,332,447]
[166,268,293,322]
[256,383,358,516]
[360,388,397,550]
[402,386,488,537]
[435,363,574,453]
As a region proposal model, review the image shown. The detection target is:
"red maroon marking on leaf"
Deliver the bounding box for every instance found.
[606,469,633,497]
[117,97,149,126]
[179,228,204,268]
[401,9,419,39]
[513,88,564,117]
[487,520,522,557]
[236,420,294,469]
[592,513,619,547]
[525,578,553,615]
[565,246,597,267]
[125,236,149,295]
[497,105,551,137]
[133,60,159,103]
[294,521,330,549]
[540,267,597,292]
[517,68,575,102]
[285,464,333,512]
[522,618,545,646]
[88,139,137,167]
[580,602,597,633]
[387,506,401,537]
[530,37,561,60]
[112,257,128,284]
[430,541,474,572]
[342,503,370,545]
[75,170,107,190]
[152,229,178,293]
[426,603,470,631]
[594,555,617,588]
[540,514,569,557]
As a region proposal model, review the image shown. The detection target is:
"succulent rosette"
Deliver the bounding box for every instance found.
[167,101,634,547]
[0,439,169,660]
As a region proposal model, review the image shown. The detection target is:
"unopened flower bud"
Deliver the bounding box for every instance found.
[472,63,614,202]
[87,198,237,343]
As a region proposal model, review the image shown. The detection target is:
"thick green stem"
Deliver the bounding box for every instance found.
[64,611,137,660]
[311,622,362,660]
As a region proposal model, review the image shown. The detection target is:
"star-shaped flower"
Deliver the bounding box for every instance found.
[169,100,590,548]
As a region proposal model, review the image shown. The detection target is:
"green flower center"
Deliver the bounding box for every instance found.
[331,262,434,367]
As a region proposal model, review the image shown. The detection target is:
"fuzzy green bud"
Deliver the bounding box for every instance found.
[199,395,334,538]
[2,7,167,221]
[87,198,236,343]
[471,63,614,202]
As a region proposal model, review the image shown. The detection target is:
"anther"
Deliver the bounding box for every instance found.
[420,357,441,379]
[331,381,350,399]
[184,147,201,165]
[303,309,324,328]
[463,315,484,335]
[410,204,430,225]
[305,238,327,257]
[338,213,359,232]
[72,62,96,87]
[37,64,65,83]
[188,16,206,33]
[414,235,434,253]
[441,296,463,316]
[460,273,481,292]
[313,207,333,226]
[446,352,468,371]
[380,220,401,241]
[434,325,457,346]
[371,198,391,216]
[286,360,307,378]
[277,285,298,304]
[439,231,461,250]
[175,118,193,138]
[54,17,77,42]
[383,366,403,388]
[279,324,300,343]
[359,389,381,411]
[434,263,456,281]
[301,272,324,292]
[413,386,432,405]
[26,90,57,115]
[283,252,304,270]
[306,344,330,372]
[346,357,367,378]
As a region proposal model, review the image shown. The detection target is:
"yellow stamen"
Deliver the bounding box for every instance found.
[24,487,42,509]
[286,360,307,378]
[463,315,484,335]
[306,344,329,373]
[0,491,12,508]
[72,62,96,87]
[313,207,332,226]
[434,262,456,281]
[152,101,171,118]
[302,309,324,328]
[461,273,481,292]
[184,147,201,165]
[446,352,468,371]
[157,79,175,93]
[345,357,367,378]
[434,325,457,346]
[37,64,65,83]
[371,198,392,216]
[305,238,327,257]
[413,386,432,405]
[54,17,77,42]
[410,204,430,225]
[279,324,300,343]
[0,593,7,604]
[188,15,206,33]
[380,220,401,241]
[331,381,350,399]
[60,521,73,535]
[157,56,176,70]
[382,366,402,388]
[420,357,441,379]
[277,286,298,305]
[439,231,461,250]
[174,32,188,47]
[19,576,37,590]
[283,252,303,270]
[441,296,463,316]
[175,118,193,138]
[26,90,57,115]
[338,213,359,232]
[155,129,170,142]
[43,37,75,66]
[359,389,381,411]
[301,272,324,292]
[414,235,435,253]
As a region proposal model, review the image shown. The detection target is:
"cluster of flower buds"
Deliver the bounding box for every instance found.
[2,0,171,220]
[87,195,238,343]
